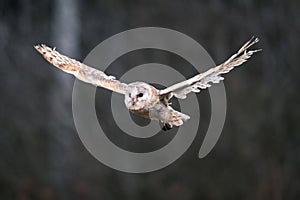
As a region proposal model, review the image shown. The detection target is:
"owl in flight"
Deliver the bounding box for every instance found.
[35,37,260,131]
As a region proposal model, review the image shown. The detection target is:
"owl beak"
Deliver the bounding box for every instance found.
[131,97,137,105]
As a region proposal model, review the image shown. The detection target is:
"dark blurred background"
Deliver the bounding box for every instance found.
[1,0,299,199]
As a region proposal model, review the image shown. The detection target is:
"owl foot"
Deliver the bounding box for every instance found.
[162,123,172,131]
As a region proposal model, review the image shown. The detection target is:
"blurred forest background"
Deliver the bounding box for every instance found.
[0,0,300,199]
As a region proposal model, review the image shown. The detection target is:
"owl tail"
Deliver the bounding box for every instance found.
[162,108,190,131]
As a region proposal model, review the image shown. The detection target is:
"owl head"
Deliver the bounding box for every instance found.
[124,82,156,110]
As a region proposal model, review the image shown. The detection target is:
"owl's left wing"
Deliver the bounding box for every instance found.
[34,44,127,94]
[159,37,261,99]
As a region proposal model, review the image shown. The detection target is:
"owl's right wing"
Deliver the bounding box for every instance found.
[159,37,261,99]
[34,44,128,94]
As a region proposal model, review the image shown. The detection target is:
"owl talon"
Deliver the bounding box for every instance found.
[162,124,172,131]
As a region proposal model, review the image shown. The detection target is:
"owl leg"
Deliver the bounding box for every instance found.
[159,117,173,131]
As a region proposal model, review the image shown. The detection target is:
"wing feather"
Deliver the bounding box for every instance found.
[34,44,127,94]
[159,37,261,99]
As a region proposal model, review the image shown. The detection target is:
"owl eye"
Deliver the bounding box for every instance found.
[137,93,143,98]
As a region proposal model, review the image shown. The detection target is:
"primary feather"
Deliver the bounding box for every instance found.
[34,44,128,94]
[159,37,261,99]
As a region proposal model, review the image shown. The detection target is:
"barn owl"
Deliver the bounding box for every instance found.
[35,37,260,131]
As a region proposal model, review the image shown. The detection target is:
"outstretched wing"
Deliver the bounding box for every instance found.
[34,44,128,94]
[159,37,261,99]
